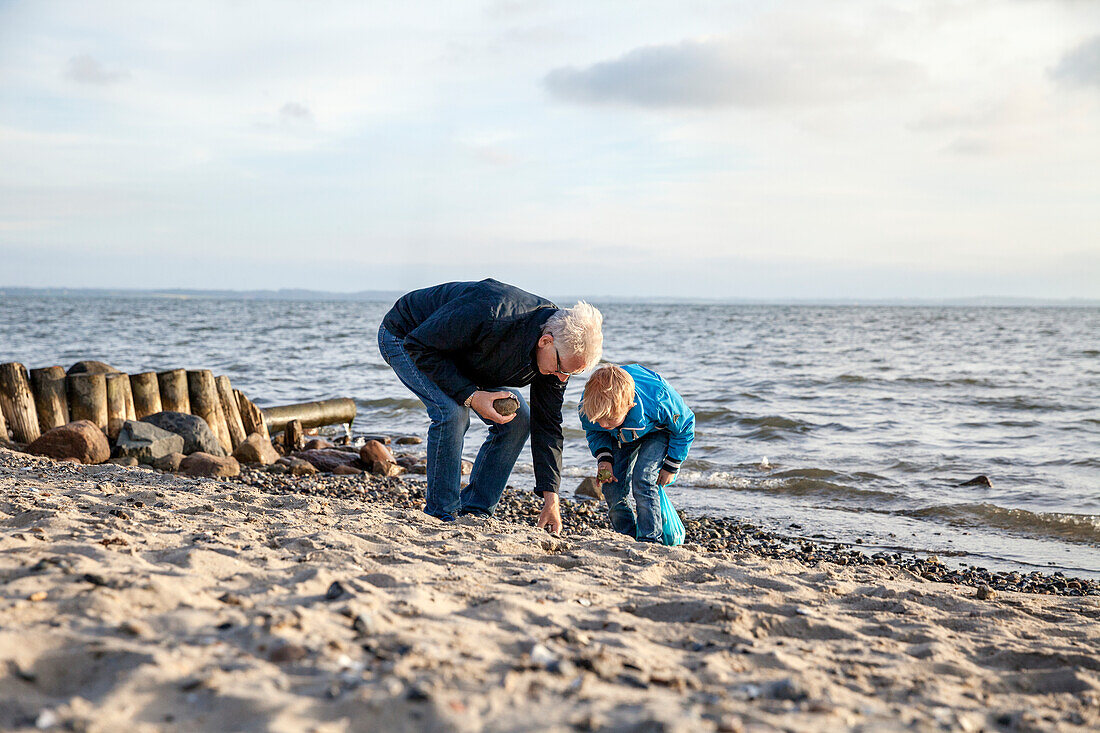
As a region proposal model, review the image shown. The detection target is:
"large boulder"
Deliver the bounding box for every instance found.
[297,448,358,473]
[232,433,279,465]
[179,452,240,478]
[115,420,185,465]
[26,421,110,464]
[153,452,185,472]
[360,440,394,465]
[575,477,603,502]
[66,360,119,376]
[141,412,227,457]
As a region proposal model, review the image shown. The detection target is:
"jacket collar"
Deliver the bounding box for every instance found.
[617,391,646,431]
[528,306,559,370]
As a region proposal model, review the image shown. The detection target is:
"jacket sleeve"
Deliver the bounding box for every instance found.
[579,407,616,464]
[401,299,483,405]
[658,386,695,474]
[529,373,566,495]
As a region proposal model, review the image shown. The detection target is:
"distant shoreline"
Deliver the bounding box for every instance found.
[2,286,1098,307]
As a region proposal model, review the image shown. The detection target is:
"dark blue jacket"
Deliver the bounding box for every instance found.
[382,279,565,494]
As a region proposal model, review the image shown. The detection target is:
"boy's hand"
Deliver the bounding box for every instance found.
[469,390,517,424]
[596,461,616,484]
[658,469,674,488]
[537,491,562,535]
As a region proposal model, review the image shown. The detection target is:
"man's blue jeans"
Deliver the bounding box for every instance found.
[602,431,667,542]
[378,324,531,519]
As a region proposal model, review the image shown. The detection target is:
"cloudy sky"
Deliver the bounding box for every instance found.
[2,0,1099,299]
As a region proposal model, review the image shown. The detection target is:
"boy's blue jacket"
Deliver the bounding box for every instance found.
[579,364,695,475]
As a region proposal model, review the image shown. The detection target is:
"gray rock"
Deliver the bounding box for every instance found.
[232,433,280,465]
[66,360,119,375]
[141,411,227,457]
[575,477,603,502]
[115,420,185,465]
[153,452,185,472]
[493,396,520,416]
[296,448,358,473]
[766,677,810,701]
[179,452,240,478]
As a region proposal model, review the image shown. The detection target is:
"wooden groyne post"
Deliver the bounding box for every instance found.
[215,376,247,449]
[129,372,162,418]
[187,370,232,452]
[67,373,108,431]
[235,390,270,441]
[157,369,190,414]
[105,373,135,439]
[29,366,68,433]
[0,363,41,444]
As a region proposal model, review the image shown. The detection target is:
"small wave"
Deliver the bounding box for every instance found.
[902,503,1100,545]
[691,407,739,425]
[738,415,810,430]
[356,397,424,410]
[971,395,1068,412]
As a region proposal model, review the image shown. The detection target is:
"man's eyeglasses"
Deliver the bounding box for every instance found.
[553,350,585,378]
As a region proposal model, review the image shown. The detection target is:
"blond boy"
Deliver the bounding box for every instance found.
[578,364,695,542]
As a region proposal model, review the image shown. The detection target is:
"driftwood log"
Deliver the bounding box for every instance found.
[235,390,270,442]
[157,369,190,414]
[105,373,134,439]
[263,398,356,434]
[129,372,162,419]
[187,370,232,452]
[30,366,68,433]
[215,376,247,449]
[67,373,108,431]
[0,362,42,444]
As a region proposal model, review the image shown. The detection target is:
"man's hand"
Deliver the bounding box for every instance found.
[469,390,517,425]
[537,491,562,535]
[658,469,674,488]
[597,461,616,484]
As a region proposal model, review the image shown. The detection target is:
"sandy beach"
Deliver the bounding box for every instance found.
[1,447,1098,732]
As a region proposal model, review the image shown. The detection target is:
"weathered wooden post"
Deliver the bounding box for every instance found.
[67,373,108,431]
[215,376,247,449]
[105,373,134,439]
[30,366,68,432]
[235,390,270,442]
[157,369,190,414]
[0,362,42,444]
[283,418,303,453]
[129,372,162,418]
[187,370,232,452]
[0,395,8,441]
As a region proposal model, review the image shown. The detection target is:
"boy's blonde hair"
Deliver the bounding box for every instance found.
[582,365,635,422]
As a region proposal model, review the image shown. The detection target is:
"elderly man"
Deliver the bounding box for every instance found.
[378,279,603,532]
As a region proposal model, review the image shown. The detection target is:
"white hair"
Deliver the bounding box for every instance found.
[544,301,604,371]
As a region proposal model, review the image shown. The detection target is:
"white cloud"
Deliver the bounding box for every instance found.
[1052,34,1100,88]
[64,54,129,85]
[544,32,922,109]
